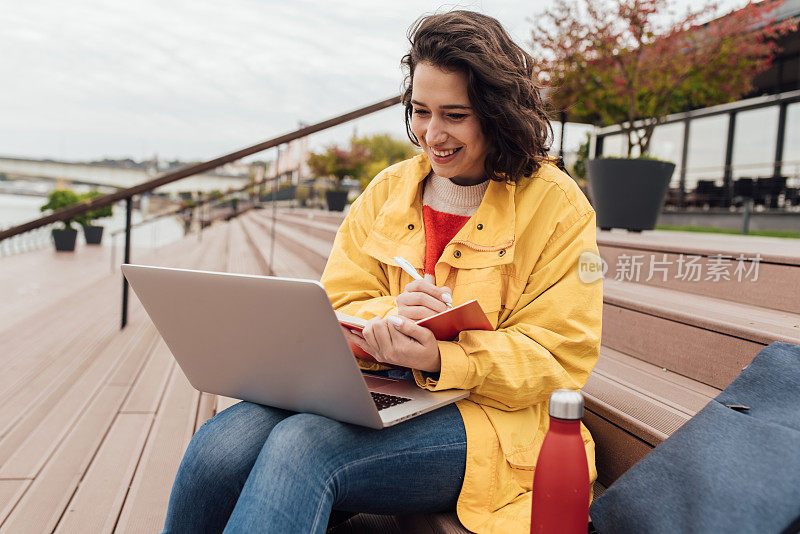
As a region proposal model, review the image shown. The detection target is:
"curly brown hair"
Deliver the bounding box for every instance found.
[401,11,554,183]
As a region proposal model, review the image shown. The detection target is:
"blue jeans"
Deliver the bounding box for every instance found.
[161,401,467,534]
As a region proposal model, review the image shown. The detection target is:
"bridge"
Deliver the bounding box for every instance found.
[0,156,249,194]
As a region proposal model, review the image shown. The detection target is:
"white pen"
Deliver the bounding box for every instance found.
[393,256,453,309]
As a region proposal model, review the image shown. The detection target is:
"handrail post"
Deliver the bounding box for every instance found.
[121,196,133,329]
[742,197,753,235]
[269,147,280,275]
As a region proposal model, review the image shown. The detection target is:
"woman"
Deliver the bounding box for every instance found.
[162,10,601,534]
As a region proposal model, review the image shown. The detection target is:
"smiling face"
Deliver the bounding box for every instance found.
[410,62,490,186]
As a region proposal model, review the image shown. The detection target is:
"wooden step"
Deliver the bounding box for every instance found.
[276,211,341,242]
[582,346,720,486]
[238,213,319,279]
[597,229,800,266]
[54,413,153,534]
[111,225,231,533]
[246,211,330,275]
[114,368,199,534]
[0,222,231,532]
[0,315,157,532]
[252,210,335,255]
[0,245,114,330]
[278,207,347,226]
[232,217,270,276]
[597,229,800,314]
[603,279,800,389]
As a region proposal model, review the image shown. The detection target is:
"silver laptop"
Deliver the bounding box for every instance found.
[121,264,468,429]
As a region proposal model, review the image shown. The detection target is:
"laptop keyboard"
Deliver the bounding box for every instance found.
[371,392,412,411]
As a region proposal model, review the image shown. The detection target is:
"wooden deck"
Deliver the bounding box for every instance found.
[1,208,799,533]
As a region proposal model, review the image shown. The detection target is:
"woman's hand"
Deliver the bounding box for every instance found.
[396,277,453,321]
[344,316,441,372]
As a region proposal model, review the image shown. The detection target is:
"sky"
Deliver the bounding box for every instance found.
[0,0,746,163]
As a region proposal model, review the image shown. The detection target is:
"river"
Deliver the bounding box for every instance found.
[0,192,185,249]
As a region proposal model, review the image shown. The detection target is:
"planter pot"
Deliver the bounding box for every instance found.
[52,228,78,252]
[325,190,348,212]
[82,225,104,245]
[587,158,675,231]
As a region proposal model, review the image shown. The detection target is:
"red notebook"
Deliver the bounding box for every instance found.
[336,299,494,362]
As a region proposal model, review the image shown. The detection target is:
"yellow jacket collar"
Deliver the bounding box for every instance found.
[365,153,517,269]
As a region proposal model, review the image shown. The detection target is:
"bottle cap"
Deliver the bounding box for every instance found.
[548,389,584,420]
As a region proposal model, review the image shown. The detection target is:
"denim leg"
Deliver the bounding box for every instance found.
[161,401,293,534]
[223,403,466,534]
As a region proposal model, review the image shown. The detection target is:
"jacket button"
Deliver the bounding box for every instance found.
[498,250,506,257]
[453,250,461,259]
[408,224,414,230]
[477,224,483,230]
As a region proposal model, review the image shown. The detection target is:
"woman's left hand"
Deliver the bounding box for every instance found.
[350,316,441,372]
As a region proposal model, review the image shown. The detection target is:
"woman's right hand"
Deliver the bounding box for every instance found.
[396,277,453,321]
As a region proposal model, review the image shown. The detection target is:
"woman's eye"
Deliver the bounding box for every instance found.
[413,109,429,116]
[448,113,468,120]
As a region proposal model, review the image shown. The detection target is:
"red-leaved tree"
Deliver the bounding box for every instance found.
[306,143,371,191]
[531,0,797,157]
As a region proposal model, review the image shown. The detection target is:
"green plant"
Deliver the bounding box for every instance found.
[41,189,82,230]
[74,190,113,227]
[571,132,591,182]
[531,0,797,157]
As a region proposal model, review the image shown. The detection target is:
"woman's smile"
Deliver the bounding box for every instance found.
[430,145,463,162]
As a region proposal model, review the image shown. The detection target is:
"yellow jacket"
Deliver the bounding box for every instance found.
[320,153,602,533]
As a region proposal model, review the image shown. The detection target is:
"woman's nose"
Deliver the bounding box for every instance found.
[425,117,447,146]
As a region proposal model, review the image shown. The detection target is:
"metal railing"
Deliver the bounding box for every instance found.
[0,223,54,258]
[0,95,402,328]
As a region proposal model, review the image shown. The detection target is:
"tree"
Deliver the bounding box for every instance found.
[306,134,416,190]
[306,144,370,191]
[531,0,797,157]
[351,134,417,189]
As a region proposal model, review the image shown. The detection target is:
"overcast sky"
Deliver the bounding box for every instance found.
[1,0,744,163]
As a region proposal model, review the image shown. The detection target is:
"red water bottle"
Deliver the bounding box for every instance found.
[531,389,590,534]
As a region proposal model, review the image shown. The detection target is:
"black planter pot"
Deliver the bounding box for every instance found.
[82,225,104,245]
[587,158,675,231]
[52,228,78,252]
[325,190,348,212]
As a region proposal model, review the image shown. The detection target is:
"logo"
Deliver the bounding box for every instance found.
[578,251,606,284]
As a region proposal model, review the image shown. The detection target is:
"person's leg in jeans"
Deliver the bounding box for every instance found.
[223,403,467,534]
[161,401,294,533]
